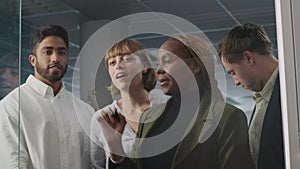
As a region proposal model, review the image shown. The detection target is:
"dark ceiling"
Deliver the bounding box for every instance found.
[20,0,276,48]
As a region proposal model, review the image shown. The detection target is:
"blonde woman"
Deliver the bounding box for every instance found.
[90,39,167,169]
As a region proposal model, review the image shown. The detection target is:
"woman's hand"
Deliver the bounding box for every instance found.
[97,110,126,160]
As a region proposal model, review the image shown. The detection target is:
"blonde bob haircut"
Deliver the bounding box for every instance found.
[104,38,156,97]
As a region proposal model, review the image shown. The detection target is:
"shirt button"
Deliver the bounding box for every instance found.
[253,93,261,100]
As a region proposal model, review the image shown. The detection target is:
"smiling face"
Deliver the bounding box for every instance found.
[29,35,68,85]
[107,53,146,92]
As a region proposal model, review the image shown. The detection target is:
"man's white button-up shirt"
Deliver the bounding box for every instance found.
[0,75,95,169]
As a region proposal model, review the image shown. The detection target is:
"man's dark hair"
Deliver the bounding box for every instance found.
[30,25,69,55]
[218,22,273,63]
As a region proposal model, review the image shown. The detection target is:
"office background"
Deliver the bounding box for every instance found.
[1,0,300,168]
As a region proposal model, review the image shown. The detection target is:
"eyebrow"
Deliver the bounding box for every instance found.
[159,51,171,56]
[41,46,67,51]
[112,52,132,58]
[119,52,131,56]
[158,51,173,59]
[109,52,136,60]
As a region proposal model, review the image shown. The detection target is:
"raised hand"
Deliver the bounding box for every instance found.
[97,110,126,160]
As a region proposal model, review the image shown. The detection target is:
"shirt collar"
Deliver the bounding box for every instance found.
[26,74,65,98]
[253,66,279,102]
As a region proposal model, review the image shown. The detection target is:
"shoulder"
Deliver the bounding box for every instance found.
[140,98,171,123]
[0,86,24,119]
[65,90,95,112]
[218,103,248,129]
[223,103,247,120]
[1,87,19,101]
[269,75,281,102]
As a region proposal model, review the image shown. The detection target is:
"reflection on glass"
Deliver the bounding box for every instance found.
[0,52,19,100]
[0,1,20,100]
[0,0,20,168]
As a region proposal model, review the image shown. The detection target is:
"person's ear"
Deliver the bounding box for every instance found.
[141,62,149,74]
[242,51,255,66]
[190,62,201,74]
[28,54,36,67]
[142,68,148,74]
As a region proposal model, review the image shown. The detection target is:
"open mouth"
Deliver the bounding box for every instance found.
[159,78,169,86]
[116,72,127,79]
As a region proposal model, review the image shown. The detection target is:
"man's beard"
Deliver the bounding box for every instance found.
[36,59,67,83]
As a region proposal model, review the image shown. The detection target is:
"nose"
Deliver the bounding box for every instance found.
[115,59,124,70]
[156,64,165,75]
[50,51,60,63]
[233,76,241,86]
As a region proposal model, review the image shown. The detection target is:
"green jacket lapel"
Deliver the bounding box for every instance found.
[131,100,169,161]
[138,100,169,138]
[171,93,211,168]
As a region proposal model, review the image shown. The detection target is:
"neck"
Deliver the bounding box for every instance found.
[35,74,62,96]
[172,81,204,101]
[118,89,150,122]
[259,56,278,88]
[119,88,150,133]
[51,81,62,96]
[120,88,150,112]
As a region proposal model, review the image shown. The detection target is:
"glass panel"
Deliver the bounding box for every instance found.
[275,0,300,167]
[20,0,79,90]
[0,0,20,100]
[17,0,277,120]
[0,0,291,168]
[0,0,21,167]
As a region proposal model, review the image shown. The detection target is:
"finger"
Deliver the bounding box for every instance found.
[108,107,117,114]
[101,112,111,124]
[118,114,126,126]
[96,115,102,123]
[96,114,105,123]
[108,107,120,122]
[107,112,117,123]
